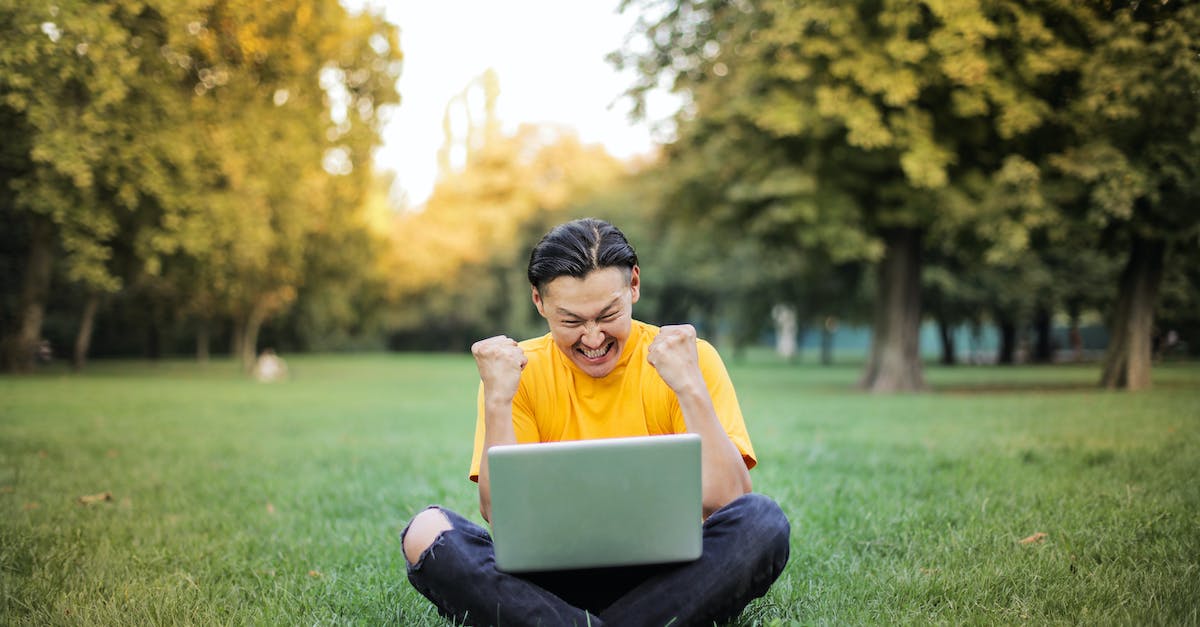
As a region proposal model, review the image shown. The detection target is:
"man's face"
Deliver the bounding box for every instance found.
[532,266,640,378]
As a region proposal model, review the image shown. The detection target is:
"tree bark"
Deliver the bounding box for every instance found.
[997,314,1017,365]
[937,315,957,365]
[72,293,100,371]
[860,227,925,392]
[1067,306,1083,362]
[240,300,270,373]
[1032,306,1054,364]
[1100,235,1166,390]
[230,316,244,361]
[2,216,54,373]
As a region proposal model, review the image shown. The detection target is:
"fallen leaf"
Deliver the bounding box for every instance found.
[106,449,120,458]
[308,570,322,578]
[37,450,48,459]
[1019,532,1048,545]
[266,501,276,515]
[23,502,40,511]
[0,485,14,494]
[78,491,113,506]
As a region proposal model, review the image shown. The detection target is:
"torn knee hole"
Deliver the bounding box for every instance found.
[403,508,453,565]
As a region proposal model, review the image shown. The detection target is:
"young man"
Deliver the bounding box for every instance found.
[401,218,790,626]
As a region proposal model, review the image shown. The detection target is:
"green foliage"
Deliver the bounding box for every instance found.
[1,0,153,294]
[616,0,1083,247]
[1,356,1198,623]
[615,0,1200,387]
[1051,2,1200,238]
[611,1,1110,389]
[1,1,402,365]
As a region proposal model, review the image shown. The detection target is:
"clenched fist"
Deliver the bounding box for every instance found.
[647,324,704,393]
[472,335,528,403]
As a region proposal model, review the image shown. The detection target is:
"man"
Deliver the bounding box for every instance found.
[401,218,790,626]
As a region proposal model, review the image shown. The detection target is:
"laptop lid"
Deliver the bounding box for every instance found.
[487,433,702,573]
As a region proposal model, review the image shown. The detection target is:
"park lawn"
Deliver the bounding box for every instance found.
[1,354,1198,625]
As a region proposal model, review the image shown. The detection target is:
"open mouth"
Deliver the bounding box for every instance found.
[577,339,615,361]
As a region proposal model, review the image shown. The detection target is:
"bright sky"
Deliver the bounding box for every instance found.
[345,1,675,208]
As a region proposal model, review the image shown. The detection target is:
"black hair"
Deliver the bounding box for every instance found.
[527,218,638,292]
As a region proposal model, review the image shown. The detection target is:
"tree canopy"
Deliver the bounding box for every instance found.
[614,0,1200,390]
[1,0,401,371]
[2,2,1197,388]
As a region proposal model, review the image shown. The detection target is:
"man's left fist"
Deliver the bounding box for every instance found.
[647,324,702,392]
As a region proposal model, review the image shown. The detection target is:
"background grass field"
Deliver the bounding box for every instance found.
[2,354,1198,625]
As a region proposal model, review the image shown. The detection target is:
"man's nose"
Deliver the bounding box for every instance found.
[581,323,604,347]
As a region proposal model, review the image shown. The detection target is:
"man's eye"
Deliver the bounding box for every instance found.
[600,313,617,322]
[563,320,582,327]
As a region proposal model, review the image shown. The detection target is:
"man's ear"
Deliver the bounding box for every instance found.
[531,285,547,317]
[629,266,641,305]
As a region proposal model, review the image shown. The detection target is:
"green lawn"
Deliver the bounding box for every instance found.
[2,355,1198,625]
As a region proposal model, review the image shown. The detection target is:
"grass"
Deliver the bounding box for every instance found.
[1,354,1198,625]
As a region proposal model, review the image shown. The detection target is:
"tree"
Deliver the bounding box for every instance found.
[1,1,401,370]
[1155,236,1200,359]
[167,0,400,370]
[1049,2,1200,389]
[615,1,1075,391]
[1,0,171,371]
[276,172,395,352]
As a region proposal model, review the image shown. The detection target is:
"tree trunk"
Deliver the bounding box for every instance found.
[2,216,54,373]
[240,301,270,373]
[1100,235,1166,390]
[937,315,957,366]
[1032,306,1053,364]
[1067,306,1083,362]
[997,314,1017,365]
[820,317,836,366]
[196,318,210,363]
[72,293,100,371]
[230,316,244,360]
[860,227,925,392]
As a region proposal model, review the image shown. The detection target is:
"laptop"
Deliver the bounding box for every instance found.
[487,433,703,573]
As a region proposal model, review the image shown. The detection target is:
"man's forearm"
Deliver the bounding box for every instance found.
[675,382,753,517]
[477,398,517,522]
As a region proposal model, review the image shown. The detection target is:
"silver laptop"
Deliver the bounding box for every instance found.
[487,433,702,573]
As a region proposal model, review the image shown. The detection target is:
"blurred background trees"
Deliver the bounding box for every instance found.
[1,0,401,372]
[1,1,1197,391]
[614,0,1199,390]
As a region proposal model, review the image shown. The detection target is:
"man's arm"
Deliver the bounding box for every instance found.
[648,325,752,518]
[471,335,527,523]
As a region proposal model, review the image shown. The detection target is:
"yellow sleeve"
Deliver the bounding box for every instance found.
[468,381,539,482]
[697,340,757,469]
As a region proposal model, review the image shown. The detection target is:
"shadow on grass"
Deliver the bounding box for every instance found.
[931,382,1100,395]
[931,376,1200,395]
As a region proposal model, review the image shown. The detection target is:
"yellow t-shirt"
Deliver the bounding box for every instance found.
[469,320,756,481]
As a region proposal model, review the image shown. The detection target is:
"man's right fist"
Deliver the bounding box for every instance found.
[471,335,528,402]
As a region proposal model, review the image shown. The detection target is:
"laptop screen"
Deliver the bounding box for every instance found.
[487,434,703,572]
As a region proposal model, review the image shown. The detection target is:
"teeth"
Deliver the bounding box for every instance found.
[581,344,609,359]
